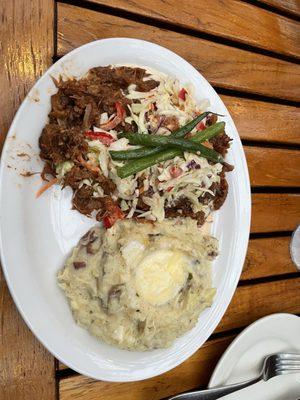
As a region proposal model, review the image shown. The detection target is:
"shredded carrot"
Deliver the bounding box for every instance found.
[36,178,58,198]
[81,158,101,173]
[85,163,101,173]
[78,154,85,164]
[78,154,100,173]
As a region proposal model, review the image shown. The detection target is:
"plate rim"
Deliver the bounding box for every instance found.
[0,37,251,381]
[208,313,300,388]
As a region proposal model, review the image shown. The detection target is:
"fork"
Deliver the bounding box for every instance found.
[168,353,300,400]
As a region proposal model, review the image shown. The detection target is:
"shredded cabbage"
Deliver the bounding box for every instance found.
[71,66,224,222]
[56,161,74,180]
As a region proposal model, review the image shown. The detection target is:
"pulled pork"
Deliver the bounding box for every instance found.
[209,132,232,157]
[39,124,88,164]
[39,66,158,217]
[50,66,158,129]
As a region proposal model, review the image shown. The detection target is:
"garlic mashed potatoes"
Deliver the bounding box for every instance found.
[58,219,218,350]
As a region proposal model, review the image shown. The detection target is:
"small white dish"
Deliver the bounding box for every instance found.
[291,225,300,269]
[0,38,250,381]
[209,313,300,399]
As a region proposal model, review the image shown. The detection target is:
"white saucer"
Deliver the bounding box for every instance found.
[208,313,300,399]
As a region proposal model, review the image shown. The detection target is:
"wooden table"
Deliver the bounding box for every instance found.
[1,1,300,399]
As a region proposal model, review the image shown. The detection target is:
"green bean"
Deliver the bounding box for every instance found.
[172,111,211,138]
[111,112,211,160]
[110,147,160,160]
[117,123,226,178]
[117,149,182,179]
[119,132,223,163]
[111,122,225,160]
[191,121,225,142]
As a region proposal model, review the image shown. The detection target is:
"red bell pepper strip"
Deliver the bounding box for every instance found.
[196,121,206,131]
[115,101,126,119]
[103,205,125,228]
[84,131,115,146]
[178,88,187,101]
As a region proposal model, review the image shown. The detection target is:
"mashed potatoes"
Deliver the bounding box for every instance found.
[58,219,218,350]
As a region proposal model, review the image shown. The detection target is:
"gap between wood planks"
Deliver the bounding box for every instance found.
[243,0,300,21]
[57,0,300,63]
[210,87,300,109]
[54,0,58,58]
[243,141,300,151]
[251,187,300,193]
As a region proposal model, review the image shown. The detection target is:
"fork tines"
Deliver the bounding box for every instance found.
[275,353,300,373]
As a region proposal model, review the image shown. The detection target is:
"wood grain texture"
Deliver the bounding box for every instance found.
[221,95,300,145]
[0,270,56,399]
[241,236,296,279]
[257,0,300,17]
[218,277,300,331]
[0,1,55,399]
[251,193,300,233]
[86,0,300,59]
[59,335,235,400]
[245,146,300,187]
[57,3,300,102]
[0,0,54,149]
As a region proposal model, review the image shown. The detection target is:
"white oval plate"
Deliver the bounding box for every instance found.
[209,313,300,399]
[0,38,251,382]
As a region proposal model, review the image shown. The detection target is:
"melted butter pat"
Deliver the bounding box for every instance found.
[135,249,189,306]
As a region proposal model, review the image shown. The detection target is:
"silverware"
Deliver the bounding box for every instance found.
[168,353,300,400]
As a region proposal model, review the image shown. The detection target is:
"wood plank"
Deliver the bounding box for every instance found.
[0,271,56,399]
[0,0,54,150]
[218,277,300,332]
[221,95,300,145]
[242,236,296,279]
[57,3,300,102]
[245,146,300,187]
[251,193,300,233]
[257,0,300,17]
[0,1,56,399]
[86,0,300,59]
[59,335,234,400]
